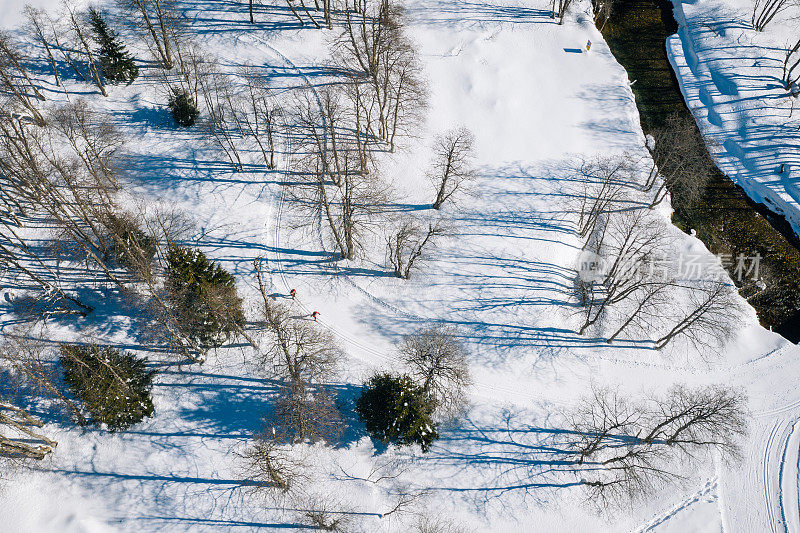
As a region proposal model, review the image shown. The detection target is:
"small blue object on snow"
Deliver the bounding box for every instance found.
[586,40,592,52]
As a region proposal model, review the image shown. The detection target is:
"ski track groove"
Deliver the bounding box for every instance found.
[244,28,800,533]
[630,479,717,533]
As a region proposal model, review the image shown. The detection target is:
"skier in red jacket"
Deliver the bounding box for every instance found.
[311,311,320,321]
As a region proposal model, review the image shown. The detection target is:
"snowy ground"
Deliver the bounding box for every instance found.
[1,0,799,531]
[668,0,800,236]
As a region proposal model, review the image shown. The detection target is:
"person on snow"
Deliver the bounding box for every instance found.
[311,311,320,321]
[289,288,296,299]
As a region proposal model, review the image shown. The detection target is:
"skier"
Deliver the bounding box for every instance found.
[311,311,320,321]
[289,288,296,299]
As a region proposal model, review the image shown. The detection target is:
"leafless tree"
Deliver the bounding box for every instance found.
[551,0,574,23]
[577,208,670,335]
[240,67,282,169]
[574,156,632,238]
[286,0,324,28]
[266,383,344,444]
[337,1,427,150]
[64,5,106,96]
[198,70,247,171]
[752,0,789,31]
[239,431,307,495]
[121,0,176,68]
[296,492,354,532]
[253,264,344,443]
[0,403,57,460]
[0,32,46,126]
[256,297,343,392]
[654,280,743,350]
[46,8,87,83]
[0,213,92,317]
[591,0,614,30]
[416,514,473,533]
[429,128,476,210]
[386,219,444,279]
[292,88,389,260]
[0,335,85,424]
[783,37,800,91]
[604,279,674,343]
[0,103,126,288]
[644,114,710,208]
[567,384,747,508]
[24,6,61,88]
[400,325,471,419]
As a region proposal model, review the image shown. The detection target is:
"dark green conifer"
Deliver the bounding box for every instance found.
[88,8,139,84]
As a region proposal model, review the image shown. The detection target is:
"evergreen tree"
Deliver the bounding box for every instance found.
[60,344,156,432]
[165,245,246,349]
[168,89,200,127]
[88,8,139,84]
[356,373,439,452]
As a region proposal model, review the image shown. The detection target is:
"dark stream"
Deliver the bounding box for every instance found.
[602,0,800,342]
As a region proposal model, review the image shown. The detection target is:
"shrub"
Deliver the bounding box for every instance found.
[355,373,438,452]
[400,325,471,420]
[60,344,156,431]
[165,245,245,349]
[102,212,156,274]
[266,384,344,444]
[168,89,199,127]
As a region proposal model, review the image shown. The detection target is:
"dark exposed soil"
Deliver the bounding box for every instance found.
[602,0,800,341]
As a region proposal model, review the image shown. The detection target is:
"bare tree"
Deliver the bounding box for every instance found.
[416,514,473,533]
[254,264,344,443]
[240,67,282,169]
[47,9,88,83]
[24,6,61,87]
[0,403,57,460]
[0,335,85,424]
[752,0,789,31]
[266,383,344,444]
[0,32,46,126]
[400,325,471,419]
[257,298,343,391]
[783,37,800,91]
[292,88,388,260]
[65,6,106,96]
[551,0,574,23]
[575,156,632,238]
[239,431,307,495]
[0,103,126,289]
[654,280,743,350]
[429,127,475,210]
[386,219,444,279]
[591,0,614,30]
[337,1,427,150]
[121,0,177,68]
[198,70,246,171]
[0,214,92,317]
[296,492,354,531]
[644,114,710,208]
[577,208,670,335]
[567,384,747,508]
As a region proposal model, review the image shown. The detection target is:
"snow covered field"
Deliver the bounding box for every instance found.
[668,0,800,236]
[1,0,799,531]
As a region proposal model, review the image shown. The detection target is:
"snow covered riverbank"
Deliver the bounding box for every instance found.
[0,0,798,531]
[668,0,800,236]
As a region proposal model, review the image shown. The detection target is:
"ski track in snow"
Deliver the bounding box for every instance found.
[254,18,800,533]
[759,416,800,533]
[631,479,718,533]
